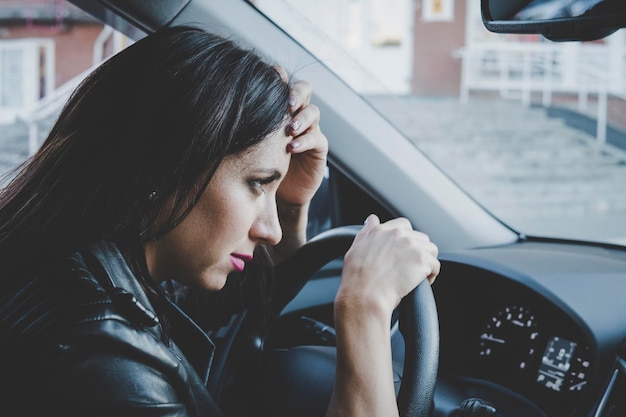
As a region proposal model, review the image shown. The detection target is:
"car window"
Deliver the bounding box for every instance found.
[3,0,624,248]
[250,0,626,247]
[0,1,137,185]
[0,0,386,244]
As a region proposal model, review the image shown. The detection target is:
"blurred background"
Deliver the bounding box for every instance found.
[1,0,625,244]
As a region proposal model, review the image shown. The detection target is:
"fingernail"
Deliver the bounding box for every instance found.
[290,140,301,150]
[289,95,298,107]
[289,119,301,132]
[363,214,378,225]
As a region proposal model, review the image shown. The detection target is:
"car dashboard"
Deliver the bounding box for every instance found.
[431,240,626,417]
[272,239,626,417]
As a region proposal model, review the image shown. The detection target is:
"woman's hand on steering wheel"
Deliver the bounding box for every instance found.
[337,214,440,318]
[327,218,440,417]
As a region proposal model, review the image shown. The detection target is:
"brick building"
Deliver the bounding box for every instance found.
[0,0,131,124]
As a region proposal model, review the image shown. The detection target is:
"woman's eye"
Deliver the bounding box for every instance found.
[248,172,280,196]
[248,180,262,193]
[249,178,271,194]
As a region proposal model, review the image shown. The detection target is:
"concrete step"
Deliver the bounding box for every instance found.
[368,95,626,222]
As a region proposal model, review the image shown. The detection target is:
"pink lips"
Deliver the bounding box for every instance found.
[230,253,253,272]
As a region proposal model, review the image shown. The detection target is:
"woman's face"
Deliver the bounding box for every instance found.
[145,128,291,290]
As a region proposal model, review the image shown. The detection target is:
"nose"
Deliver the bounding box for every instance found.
[250,199,283,246]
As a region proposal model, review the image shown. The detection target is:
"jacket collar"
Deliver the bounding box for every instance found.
[87,240,215,384]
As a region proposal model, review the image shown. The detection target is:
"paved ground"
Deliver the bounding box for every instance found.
[1,95,625,245]
[367,95,626,245]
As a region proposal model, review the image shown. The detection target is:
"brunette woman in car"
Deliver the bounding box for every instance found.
[0,26,439,417]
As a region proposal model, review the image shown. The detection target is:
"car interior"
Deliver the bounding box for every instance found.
[5,0,626,416]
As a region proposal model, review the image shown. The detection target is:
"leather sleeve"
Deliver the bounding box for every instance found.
[46,319,223,417]
[3,321,223,417]
[3,337,190,417]
[1,249,225,417]
[52,348,191,417]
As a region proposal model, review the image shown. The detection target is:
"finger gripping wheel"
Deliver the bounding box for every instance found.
[275,225,439,417]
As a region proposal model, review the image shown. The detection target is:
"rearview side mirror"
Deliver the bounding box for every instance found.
[481,0,626,41]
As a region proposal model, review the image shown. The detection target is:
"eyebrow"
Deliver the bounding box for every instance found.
[252,168,283,181]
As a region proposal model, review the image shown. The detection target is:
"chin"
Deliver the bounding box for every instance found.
[199,271,229,291]
[200,278,228,292]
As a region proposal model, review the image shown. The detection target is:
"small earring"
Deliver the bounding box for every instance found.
[148,191,158,201]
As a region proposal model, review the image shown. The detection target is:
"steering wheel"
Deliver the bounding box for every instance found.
[211,226,439,417]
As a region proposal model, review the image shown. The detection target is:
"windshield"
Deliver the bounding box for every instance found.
[1,0,624,247]
[251,0,626,247]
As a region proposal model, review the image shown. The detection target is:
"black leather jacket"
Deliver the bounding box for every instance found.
[1,241,225,417]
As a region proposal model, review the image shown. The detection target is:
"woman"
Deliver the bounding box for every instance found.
[0,26,439,416]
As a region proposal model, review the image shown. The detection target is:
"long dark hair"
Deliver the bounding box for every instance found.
[0,26,290,288]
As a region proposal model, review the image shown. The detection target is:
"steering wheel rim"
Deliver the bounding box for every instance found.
[215,225,439,417]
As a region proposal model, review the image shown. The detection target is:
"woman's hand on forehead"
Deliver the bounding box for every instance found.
[277,78,328,209]
[269,67,328,261]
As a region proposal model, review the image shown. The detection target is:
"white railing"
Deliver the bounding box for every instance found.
[459,38,626,145]
[18,66,95,154]
[16,26,130,155]
[0,38,55,125]
[460,42,567,106]
[577,47,610,144]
